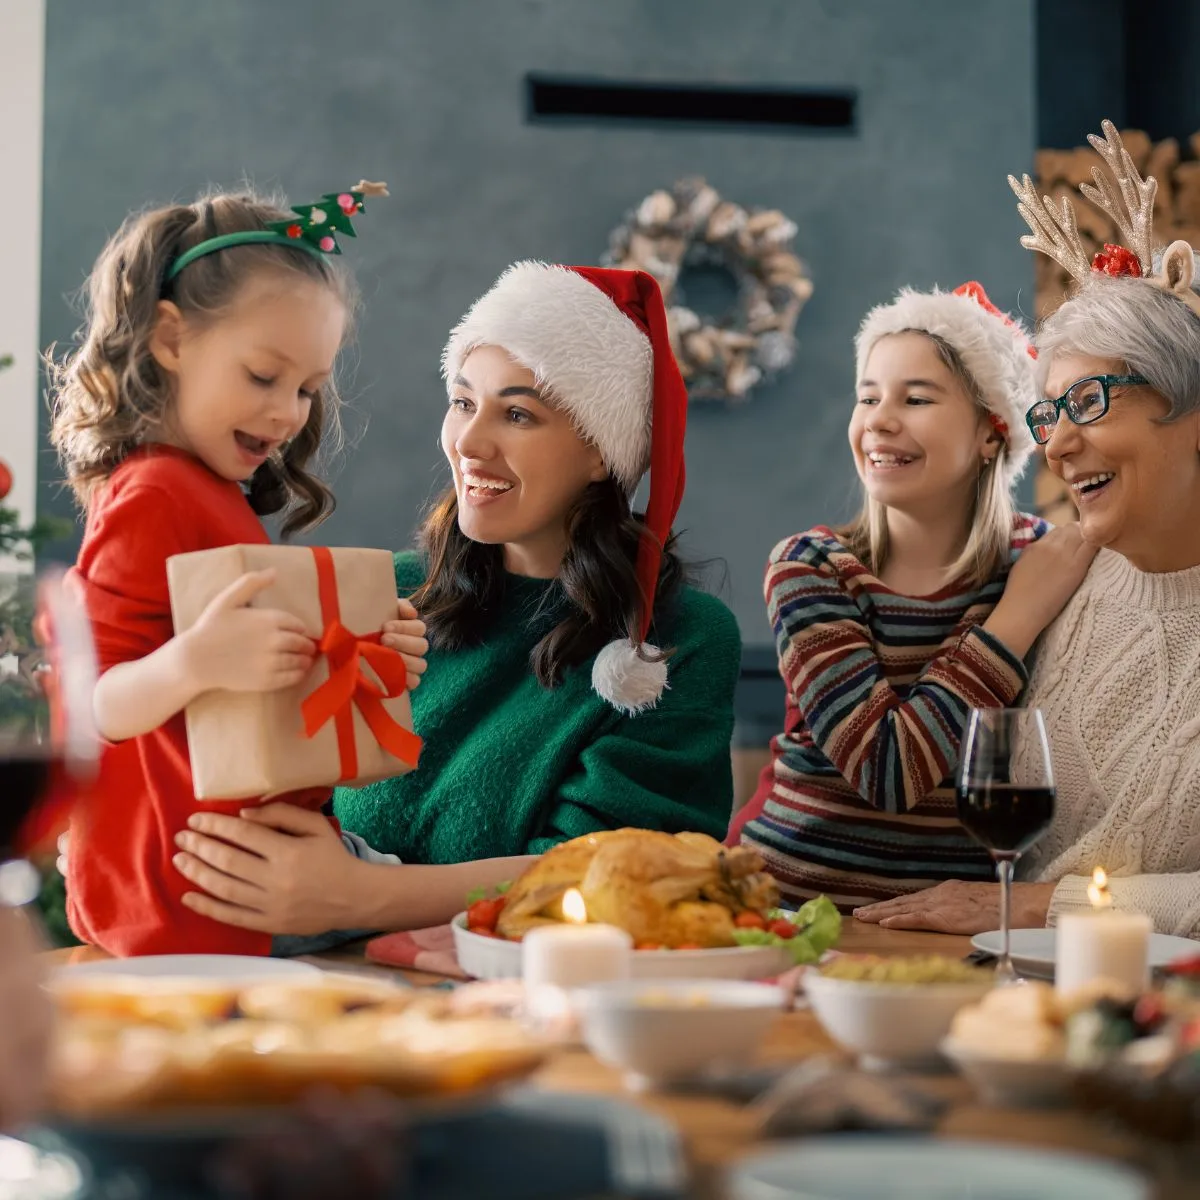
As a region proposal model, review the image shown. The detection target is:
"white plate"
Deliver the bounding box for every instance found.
[729,1136,1149,1200]
[451,914,791,981]
[51,955,322,983]
[971,929,1199,980]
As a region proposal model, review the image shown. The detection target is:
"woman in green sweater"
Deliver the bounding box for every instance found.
[171,263,742,939]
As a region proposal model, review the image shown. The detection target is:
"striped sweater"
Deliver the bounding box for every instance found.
[734,515,1047,911]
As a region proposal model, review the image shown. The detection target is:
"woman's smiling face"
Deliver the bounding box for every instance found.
[1041,350,1200,566]
[442,344,608,577]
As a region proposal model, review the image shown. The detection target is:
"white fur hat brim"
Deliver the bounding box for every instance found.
[441,261,653,489]
[854,288,1039,484]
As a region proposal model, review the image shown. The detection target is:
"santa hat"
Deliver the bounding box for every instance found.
[854,281,1039,487]
[442,261,688,714]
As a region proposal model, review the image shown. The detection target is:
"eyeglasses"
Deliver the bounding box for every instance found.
[1025,374,1149,445]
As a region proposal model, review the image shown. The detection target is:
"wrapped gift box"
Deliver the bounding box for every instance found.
[167,544,420,800]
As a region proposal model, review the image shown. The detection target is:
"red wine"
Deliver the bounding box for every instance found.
[0,753,56,855]
[957,783,1055,857]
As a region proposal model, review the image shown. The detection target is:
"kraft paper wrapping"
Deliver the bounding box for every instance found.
[167,544,416,800]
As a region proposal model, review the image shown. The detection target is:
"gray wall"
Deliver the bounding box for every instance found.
[39,0,1035,649]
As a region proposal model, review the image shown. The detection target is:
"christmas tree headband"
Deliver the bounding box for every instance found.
[1008,120,1200,318]
[165,180,389,284]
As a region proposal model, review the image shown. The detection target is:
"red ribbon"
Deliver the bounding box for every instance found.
[301,547,422,781]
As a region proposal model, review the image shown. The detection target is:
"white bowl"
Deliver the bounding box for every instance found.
[804,972,993,1070]
[451,914,790,982]
[576,978,784,1089]
[941,1038,1077,1106]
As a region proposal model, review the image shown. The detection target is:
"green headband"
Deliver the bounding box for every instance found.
[165,180,388,284]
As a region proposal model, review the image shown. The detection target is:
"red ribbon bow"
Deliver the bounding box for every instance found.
[300,547,422,782]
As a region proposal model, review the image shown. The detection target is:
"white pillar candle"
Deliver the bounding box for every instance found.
[522,922,633,990]
[1055,868,1152,997]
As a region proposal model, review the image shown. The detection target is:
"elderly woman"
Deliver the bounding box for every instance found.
[857,121,1200,938]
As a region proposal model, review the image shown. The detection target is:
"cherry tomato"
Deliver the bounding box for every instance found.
[1133,993,1167,1032]
[467,925,495,938]
[735,911,768,929]
[466,896,505,932]
[768,918,798,940]
[1167,954,1200,977]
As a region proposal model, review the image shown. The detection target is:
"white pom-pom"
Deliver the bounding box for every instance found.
[591,640,668,714]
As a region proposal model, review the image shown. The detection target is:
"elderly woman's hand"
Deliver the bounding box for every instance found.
[0,905,52,1131]
[853,880,1057,934]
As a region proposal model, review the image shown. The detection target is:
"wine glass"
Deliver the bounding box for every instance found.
[957,707,1056,985]
[0,567,98,906]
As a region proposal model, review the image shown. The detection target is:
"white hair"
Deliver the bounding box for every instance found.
[1036,274,1200,419]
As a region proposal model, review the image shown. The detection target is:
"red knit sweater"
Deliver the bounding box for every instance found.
[66,445,327,957]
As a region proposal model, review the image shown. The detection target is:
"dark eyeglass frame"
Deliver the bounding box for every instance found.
[1024,374,1150,445]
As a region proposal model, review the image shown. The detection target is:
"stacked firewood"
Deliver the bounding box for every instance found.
[1033,129,1200,523]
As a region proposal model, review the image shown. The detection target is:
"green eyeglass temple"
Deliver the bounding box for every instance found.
[1024,374,1149,445]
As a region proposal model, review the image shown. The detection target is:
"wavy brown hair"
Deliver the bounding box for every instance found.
[412,477,686,688]
[48,188,357,536]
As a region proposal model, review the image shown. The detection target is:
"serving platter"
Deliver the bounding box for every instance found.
[452,913,792,981]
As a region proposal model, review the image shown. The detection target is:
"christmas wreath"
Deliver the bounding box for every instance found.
[604,178,812,403]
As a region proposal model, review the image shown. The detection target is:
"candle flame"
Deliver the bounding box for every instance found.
[562,888,587,924]
[1087,866,1113,909]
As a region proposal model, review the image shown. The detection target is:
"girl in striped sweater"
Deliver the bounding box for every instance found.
[731,283,1096,912]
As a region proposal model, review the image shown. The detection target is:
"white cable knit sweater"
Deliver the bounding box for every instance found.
[1016,548,1200,937]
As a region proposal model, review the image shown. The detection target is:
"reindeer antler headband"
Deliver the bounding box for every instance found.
[1008,119,1200,318]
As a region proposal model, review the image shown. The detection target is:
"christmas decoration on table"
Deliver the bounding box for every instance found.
[603,178,812,404]
[166,544,421,798]
[1019,123,1200,524]
[1065,958,1200,1145]
[165,180,389,283]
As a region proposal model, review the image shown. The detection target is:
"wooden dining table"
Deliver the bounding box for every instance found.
[45,922,1193,1200]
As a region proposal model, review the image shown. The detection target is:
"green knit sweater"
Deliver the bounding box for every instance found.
[332,552,742,862]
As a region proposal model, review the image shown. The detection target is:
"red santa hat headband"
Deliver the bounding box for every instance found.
[853,281,1039,486]
[441,262,688,713]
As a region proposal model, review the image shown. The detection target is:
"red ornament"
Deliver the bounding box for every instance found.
[318,235,336,253]
[988,413,1010,441]
[337,192,356,213]
[1092,244,1142,277]
[0,458,11,501]
[286,223,303,239]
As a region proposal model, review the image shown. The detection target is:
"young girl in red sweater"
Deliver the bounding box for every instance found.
[49,184,426,957]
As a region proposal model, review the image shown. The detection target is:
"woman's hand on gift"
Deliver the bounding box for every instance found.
[182,570,317,695]
[851,880,1057,934]
[175,803,367,935]
[381,598,428,691]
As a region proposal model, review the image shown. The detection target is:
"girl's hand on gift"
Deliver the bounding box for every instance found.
[175,803,365,935]
[381,598,428,691]
[183,570,317,695]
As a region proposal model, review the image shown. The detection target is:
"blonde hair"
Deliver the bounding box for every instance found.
[48,188,358,536]
[840,331,1016,590]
